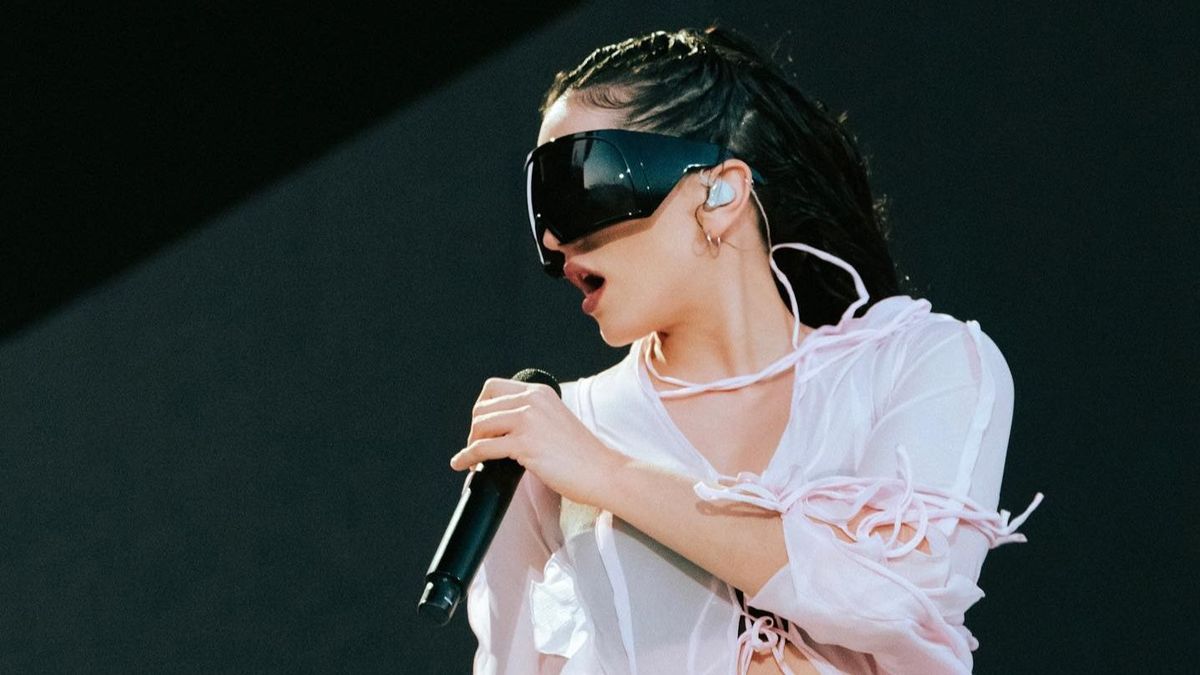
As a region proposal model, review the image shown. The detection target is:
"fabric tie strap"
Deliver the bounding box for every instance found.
[643,240,873,399]
[694,443,1044,557]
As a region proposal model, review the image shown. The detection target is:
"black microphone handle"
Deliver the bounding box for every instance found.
[418,368,560,625]
[418,458,524,625]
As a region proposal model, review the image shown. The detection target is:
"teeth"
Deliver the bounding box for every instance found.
[565,262,603,293]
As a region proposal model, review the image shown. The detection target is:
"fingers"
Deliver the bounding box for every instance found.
[474,377,557,410]
[472,390,530,418]
[473,377,530,405]
[450,436,518,471]
[452,378,559,472]
[466,405,531,446]
[469,378,559,439]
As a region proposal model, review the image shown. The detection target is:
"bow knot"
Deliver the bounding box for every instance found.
[745,614,783,652]
[735,606,803,675]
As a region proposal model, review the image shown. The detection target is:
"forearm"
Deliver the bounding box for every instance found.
[591,452,932,598]
[595,454,788,597]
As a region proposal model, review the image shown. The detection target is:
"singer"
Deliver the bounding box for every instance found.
[449,26,1042,674]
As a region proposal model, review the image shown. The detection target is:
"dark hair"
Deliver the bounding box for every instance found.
[540,25,906,327]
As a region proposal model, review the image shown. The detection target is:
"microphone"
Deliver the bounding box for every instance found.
[417,368,561,625]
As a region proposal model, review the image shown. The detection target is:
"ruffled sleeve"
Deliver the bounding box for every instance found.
[466,469,566,674]
[695,318,1043,674]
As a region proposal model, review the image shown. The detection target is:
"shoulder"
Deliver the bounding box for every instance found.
[853,298,1017,501]
[865,296,1013,406]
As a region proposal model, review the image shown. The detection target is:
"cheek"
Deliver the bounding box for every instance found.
[604,272,657,329]
[591,214,699,333]
[607,245,689,325]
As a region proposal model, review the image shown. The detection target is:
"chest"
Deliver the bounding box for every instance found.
[658,369,795,477]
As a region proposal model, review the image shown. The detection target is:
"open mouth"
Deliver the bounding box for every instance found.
[582,273,605,294]
[564,261,605,293]
[579,273,606,314]
[563,261,607,312]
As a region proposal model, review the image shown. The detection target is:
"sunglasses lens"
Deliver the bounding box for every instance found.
[527,138,639,275]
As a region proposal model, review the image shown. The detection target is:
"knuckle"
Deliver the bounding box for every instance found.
[475,378,499,399]
[524,387,550,408]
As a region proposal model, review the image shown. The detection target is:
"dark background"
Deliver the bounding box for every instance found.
[2,1,1196,672]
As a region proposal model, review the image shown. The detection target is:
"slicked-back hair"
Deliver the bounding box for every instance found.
[540,26,905,327]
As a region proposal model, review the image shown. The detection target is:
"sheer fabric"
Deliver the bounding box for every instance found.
[466,289,1041,674]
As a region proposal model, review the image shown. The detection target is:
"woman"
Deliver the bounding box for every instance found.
[450,26,1042,674]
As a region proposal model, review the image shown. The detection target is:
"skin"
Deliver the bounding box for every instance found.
[451,92,928,673]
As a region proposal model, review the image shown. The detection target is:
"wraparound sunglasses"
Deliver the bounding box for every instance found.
[524,128,766,277]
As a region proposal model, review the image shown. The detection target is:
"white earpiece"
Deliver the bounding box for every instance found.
[704,178,736,208]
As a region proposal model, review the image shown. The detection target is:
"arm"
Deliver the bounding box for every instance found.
[737,319,1041,672]
[597,319,1004,595]
[598,457,787,596]
[596,460,931,598]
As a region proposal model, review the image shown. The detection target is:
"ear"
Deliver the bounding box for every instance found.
[696,160,756,239]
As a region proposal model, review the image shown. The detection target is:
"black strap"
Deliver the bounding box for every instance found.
[734,587,791,636]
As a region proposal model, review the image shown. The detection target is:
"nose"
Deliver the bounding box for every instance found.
[541,228,563,252]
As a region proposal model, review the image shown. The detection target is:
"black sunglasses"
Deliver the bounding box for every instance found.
[523,128,766,277]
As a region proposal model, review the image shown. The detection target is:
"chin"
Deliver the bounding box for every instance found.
[595,314,651,349]
[597,330,634,349]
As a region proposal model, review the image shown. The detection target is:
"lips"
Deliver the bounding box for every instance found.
[563,260,606,314]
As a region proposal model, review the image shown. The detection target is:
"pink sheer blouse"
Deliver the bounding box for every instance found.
[466,293,1042,674]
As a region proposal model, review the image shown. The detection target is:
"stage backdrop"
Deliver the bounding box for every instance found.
[2,1,1195,673]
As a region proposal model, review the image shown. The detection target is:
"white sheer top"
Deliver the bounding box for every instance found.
[465,289,1042,674]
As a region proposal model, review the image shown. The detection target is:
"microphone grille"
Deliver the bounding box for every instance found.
[512,368,561,397]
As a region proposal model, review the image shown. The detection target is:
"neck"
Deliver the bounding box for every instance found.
[647,259,811,386]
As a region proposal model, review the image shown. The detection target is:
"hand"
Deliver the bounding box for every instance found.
[450,377,625,507]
